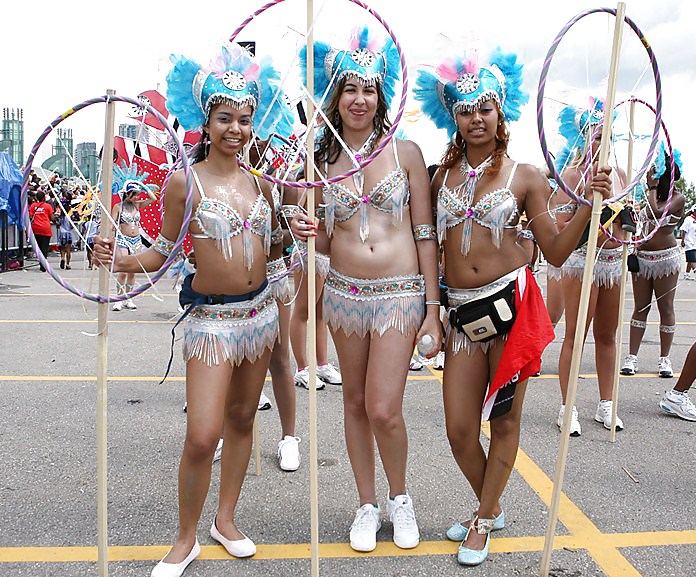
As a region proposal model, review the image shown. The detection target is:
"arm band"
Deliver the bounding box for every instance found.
[281,204,302,219]
[413,224,437,241]
[152,233,176,257]
[315,205,326,223]
[425,300,441,306]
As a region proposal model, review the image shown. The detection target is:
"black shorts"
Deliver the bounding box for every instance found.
[686,249,696,263]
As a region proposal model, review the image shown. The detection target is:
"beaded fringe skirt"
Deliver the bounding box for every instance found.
[636,246,682,280]
[291,240,330,278]
[561,246,622,288]
[182,286,279,367]
[266,256,294,303]
[323,268,425,338]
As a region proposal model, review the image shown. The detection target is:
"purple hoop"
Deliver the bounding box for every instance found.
[596,97,677,245]
[537,7,662,206]
[228,0,409,189]
[21,94,194,304]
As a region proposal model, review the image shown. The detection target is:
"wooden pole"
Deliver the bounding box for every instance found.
[97,89,117,577]
[540,4,626,576]
[306,1,320,576]
[610,96,635,442]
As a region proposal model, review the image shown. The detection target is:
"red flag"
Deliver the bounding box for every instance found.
[484,268,555,420]
[128,90,169,131]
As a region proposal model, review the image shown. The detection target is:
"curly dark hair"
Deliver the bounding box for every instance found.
[656,152,682,202]
[439,101,509,177]
[315,76,393,165]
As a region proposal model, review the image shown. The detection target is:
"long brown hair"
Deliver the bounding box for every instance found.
[439,101,509,176]
[315,76,393,165]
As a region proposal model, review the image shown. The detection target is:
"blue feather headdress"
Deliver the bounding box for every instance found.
[165,42,294,140]
[112,162,159,200]
[414,47,528,137]
[300,27,401,109]
[652,140,683,179]
[556,97,617,159]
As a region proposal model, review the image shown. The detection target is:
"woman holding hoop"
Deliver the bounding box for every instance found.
[621,143,684,378]
[110,163,159,311]
[94,43,294,577]
[292,27,442,552]
[552,99,628,436]
[415,51,613,565]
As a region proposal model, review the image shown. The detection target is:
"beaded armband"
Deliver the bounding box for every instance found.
[315,205,326,223]
[281,205,302,219]
[413,224,437,241]
[271,224,284,246]
[152,233,176,257]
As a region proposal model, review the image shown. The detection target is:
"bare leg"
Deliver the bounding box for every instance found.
[558,276,598,403]
[216,348,272,540]
[269,299,296,437]
[162,357,231,564]
[675,342,696,393]
[628,273,652,356]
[331,328,375,503]
[546,275,565,328]
[593,284,620,401]
[653,273,678,357]
[363,328,415,498]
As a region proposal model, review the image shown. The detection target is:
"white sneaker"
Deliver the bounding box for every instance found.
[258,392,272,411]
[294,367,325,390]
[349,504,381,552]
[316,363,342,385]
[213,438,223,463]
[124,299,137,310]
[433,350,445,370]
[557,404,581,437]
[112,301,123,312]
[620,354,638,376]
[594,400,624,430]
[658,356,674,378]
[660,390,696,421]
[387,494,419,549]
[409,357,424,371]
[277,435,300,471]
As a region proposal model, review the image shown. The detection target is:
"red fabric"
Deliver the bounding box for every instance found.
[128,90,170,131]
[29,202,54,236]
[487,268,554,405]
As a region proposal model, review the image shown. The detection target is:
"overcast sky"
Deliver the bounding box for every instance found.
[2,0,693,182]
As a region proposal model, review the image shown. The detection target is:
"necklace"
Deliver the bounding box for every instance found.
[453,153,493,256]
[346,131,378,242]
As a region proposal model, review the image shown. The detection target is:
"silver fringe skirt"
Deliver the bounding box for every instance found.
[636,246,682,280]
[323,268,425,338]
[182,285,279,367]
[266,256,293,302]
[561,245,622,288]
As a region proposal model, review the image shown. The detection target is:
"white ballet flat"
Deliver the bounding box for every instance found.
[210,518,256,558]
[151,539,200,577]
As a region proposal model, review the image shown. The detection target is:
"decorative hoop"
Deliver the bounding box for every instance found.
[21,94,194,304]
[537,7,662,206]
[597,97,677,245]
[228,0,409,189]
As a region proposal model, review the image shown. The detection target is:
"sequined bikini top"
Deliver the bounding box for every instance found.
[189,166,271,269]
[119,207,141,226]
[323,138,409,242]
[438,162,519,255]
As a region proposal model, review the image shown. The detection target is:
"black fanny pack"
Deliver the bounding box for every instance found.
[448,280,516,343]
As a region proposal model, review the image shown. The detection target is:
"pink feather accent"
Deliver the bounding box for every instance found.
[436,59,460,83]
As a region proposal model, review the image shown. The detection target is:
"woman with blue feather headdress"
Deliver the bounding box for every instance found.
[621,141,685,381]
[415,55,614,566]
[290,25,444,553]
[93,41,296,577]
[551,97,630,439]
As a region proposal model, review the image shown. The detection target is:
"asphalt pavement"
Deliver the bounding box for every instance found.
[1,249,694,577]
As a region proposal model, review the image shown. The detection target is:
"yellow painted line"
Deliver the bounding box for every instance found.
[2,530,695,563]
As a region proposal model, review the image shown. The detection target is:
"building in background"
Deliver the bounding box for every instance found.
[1,108,24,168]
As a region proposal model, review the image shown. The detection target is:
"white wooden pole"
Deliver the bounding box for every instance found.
[610,96,636,442]
[540,4,626,575]
[97,88,117,577]
[306,1,320,575]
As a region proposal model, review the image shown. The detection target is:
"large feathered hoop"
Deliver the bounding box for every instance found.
[414,47,528,137]
[300,26,401,109]
[165,42,294,140]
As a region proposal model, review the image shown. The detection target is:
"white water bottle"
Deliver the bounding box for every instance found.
[417,334,437,357]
